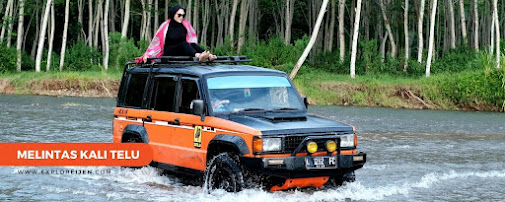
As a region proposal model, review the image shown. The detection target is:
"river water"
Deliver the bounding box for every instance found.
[0,94,504,201]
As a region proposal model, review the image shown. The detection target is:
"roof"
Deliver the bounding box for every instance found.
[127,64,287,78]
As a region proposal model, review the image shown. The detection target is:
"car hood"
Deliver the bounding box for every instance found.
[224,112,354,135]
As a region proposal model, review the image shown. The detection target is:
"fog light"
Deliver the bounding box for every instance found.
[307,141,318,153]
[326,140,337,153]
[353,156,364,161]
[268,159,284,166]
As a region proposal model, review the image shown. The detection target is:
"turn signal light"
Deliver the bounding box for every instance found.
[354,134,358,147]
[253,137,263,153]
[326,140,337,153]
[307,141,318,153]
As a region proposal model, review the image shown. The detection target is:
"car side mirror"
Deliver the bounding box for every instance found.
[302,96,309,109]
[191,99,205,116]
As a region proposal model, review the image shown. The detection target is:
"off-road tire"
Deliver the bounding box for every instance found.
[205,153,245,192]
[327,171,356,187]
[122,135,144,169]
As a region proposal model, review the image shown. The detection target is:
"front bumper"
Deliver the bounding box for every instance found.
[241,152,366,179]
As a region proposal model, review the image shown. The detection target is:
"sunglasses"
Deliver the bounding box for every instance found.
[177,13,186,18]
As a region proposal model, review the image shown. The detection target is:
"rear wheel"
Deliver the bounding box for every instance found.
[205,153,245,192]
[122,135,144,169]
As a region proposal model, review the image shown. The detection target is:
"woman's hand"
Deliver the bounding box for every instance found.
[143,55,149,63]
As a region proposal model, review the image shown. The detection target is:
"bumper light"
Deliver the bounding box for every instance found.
[307,141,318,153]
[353,156,364,161]
[326,140,337,152]
[267,159,285,166]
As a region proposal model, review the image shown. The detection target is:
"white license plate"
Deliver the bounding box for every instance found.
[305,156,337,169]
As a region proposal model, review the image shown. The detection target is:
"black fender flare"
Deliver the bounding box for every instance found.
[208,134,250,155]
[121,124,149,143]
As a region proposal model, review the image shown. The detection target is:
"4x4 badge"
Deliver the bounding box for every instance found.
[193,126,202,148]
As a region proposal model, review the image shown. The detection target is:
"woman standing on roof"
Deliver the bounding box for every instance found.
[139,5,217,63]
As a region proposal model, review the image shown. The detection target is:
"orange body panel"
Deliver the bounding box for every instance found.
[113,107,261,171]
[270,177,329,192]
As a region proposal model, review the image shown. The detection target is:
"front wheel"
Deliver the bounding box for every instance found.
[205,153,245,192]
[327,171,356,187]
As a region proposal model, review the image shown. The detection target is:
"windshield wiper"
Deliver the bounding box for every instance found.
[229,108,266,114]
[266,107,300,112]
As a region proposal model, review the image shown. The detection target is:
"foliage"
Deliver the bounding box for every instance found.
[64,40,102,71]
[0,45,34,73]
[109,32,144,70]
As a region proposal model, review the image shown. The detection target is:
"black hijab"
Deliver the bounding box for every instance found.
[169,5,185,21]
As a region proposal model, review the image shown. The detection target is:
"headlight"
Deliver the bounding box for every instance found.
[340,134,355,147]
[263,138,282,152]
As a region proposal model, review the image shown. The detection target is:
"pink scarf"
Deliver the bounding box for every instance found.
[136,19,198,63]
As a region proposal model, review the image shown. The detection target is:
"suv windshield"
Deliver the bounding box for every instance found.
[207,75,304,114]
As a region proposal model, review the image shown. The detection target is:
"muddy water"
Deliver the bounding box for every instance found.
[1,94,504,201]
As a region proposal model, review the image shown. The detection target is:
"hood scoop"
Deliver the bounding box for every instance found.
[255,114,307,122]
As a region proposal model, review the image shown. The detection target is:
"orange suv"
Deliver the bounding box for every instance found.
[113,56,366,192]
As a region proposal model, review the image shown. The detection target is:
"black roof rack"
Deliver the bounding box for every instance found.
[145,55,251,65]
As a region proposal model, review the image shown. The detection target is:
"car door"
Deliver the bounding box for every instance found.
[170,76,209,171]
[143,75,179,164]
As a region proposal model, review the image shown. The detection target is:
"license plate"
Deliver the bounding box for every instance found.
[305,156,337,169]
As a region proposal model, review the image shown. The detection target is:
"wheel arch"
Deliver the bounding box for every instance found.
[121,124,149,143]
[206,134,249,163]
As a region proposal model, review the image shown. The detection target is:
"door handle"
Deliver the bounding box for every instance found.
[143,115,152,122]
[168,118,180,125]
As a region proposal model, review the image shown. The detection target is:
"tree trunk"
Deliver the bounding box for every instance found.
[459,0,467,45]
[46,2,55,72]
[285,0,295,45]
[121,0,130,38]
[78,0,84,39]
[201,0,210,46]
[418,0,426,62]
[0,0,13,44]
[380,0,397,57]
[193,0,199,36]
[93,0,102,48]
[187,0,192,23]
[349,0,355,49]
[404,0,410,71]
[338,0,345,62]
[109,0,115,33]
[59,0,70,72]
[31,1,40,59]
[140,0,146,40]
[289,0,329,79]
[237,0,249,53]
[328,0,336,51]
[350,0,363,79]
[146,0,152,42]
[165,0,169,20]
[154,0,159,31]
[426,0,438,77]
[447,0,456,49]
[16,0,24,72]
[103,0,109,70]
[493,0,500,68]
[88,0,93,46]
[381,32,389,62]
[228,0,239,47]
[5,0,14,47]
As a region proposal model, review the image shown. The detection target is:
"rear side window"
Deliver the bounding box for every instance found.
[123,74,147,108]
[150,77,177,112]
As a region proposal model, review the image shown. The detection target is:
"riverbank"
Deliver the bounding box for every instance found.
[0,70,504,112]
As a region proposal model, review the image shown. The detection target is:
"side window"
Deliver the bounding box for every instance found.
[151,77,177,112]
[124,73,147,108]
[178,79,200,114]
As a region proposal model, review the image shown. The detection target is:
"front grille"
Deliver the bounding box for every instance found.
[283,134,339,153]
